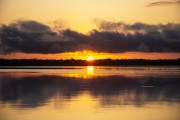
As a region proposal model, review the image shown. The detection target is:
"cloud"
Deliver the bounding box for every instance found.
[0,20,180,54]
[146,0,180,7]
[0,20,88,54]
[10,20,52,33]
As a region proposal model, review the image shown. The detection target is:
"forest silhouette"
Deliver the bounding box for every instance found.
[0,58,180,66]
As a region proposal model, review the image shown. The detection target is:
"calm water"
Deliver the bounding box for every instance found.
[0,66,180,120]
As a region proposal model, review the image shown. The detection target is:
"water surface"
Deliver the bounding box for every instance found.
[0,66,180,120]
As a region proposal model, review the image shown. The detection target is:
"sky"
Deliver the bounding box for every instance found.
[0,0,180,59]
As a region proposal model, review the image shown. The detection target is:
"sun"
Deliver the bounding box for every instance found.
[87,56,94,61]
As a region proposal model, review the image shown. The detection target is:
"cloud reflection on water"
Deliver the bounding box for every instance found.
[0,68,179,108]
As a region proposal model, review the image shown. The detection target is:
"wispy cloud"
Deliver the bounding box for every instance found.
[0,20,180,54]
[146,0,180,7]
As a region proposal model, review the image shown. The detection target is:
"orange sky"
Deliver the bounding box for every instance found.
[0,0,180,59]
[1,0,180,33]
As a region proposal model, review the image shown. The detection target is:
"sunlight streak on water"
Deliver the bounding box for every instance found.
[87,66,94,75]
[0,66,180,78]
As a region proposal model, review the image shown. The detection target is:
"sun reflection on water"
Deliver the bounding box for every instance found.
[87,66,94,75]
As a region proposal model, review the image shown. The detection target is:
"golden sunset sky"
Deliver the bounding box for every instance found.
[0,0,180,59]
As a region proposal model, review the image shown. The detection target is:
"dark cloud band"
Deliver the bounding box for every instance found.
[0,20,180,54]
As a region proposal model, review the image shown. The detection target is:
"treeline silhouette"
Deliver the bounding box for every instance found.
[0,58,180,66]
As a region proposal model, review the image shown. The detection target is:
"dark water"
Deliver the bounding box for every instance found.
[0,66,180,120]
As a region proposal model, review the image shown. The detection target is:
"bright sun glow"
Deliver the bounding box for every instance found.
[87,56,94,61]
